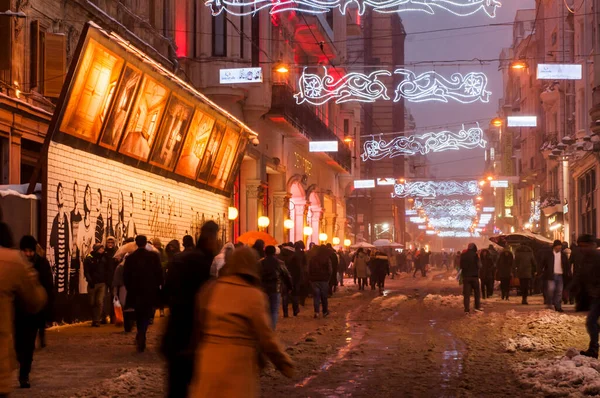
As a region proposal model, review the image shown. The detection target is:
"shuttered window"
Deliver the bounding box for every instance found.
[0,0,12,71]
[30,20,39,89]
[43,32,66,98]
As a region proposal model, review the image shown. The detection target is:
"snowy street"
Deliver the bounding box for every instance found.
[10,271,593,397]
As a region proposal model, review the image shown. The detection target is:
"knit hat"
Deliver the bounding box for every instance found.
[106,236,116,243]
[19,235,37,251]
[93,243,104,252]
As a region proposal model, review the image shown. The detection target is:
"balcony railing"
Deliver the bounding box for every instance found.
[270,84,352,173]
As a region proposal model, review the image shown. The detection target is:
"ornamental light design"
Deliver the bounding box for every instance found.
[205,0,501,18]
[427,217,474,230]
[393,181,481,198]
[294,68,491,106]
[361,125,486,161]
[414,199,477,217]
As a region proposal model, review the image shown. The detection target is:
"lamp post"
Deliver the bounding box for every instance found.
[332,237,340,246]
[258,216,270,232]
[303,226,313,246]
[319,233,328,243]
[228,207,239,242]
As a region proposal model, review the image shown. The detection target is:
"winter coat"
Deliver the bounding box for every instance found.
[370,254,390,279]
[308,256,332,282]
[123,248,163,310]
[329,251,339,286]
[353,253,370,278]
[538,248,570,280]
[284,250,304,293]
[261,255,292,295]
[479,250,496,280]
[573,247,600,298]
[84,250,108,287]
[420,251,431,267]
[188,275,293,398]
[514,245,536,279]
[460,249,480,278]
[0,249,46,395]
[162,247,213,358]
[32,255,54,323]
[496,251,514,280]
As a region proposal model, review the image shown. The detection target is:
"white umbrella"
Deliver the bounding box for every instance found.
[372,239,393,247]
[350,241,375,249]
[388,242,404,248]
[114,241,158,259]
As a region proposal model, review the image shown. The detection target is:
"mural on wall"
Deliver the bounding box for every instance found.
[46,144,229,298]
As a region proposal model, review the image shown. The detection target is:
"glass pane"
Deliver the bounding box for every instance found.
[119,75,169,161]
[197,121,226,183]
[149,95,194,170]
[175,107,216,179]
[99,65,142,149]
[208,125,242,190]
[60,39,124,143]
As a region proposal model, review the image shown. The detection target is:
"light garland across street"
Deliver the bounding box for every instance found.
[204,0,502,18]
[393,181,481,198]
[361,125,486,160]
[294,68,491,106]
[414,199,478,217]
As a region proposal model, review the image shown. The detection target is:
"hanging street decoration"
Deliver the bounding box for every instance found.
[294,68,491,106]
[414,199,478,217]
[427,217,474,229]
[437,231,481,238]
[392,180,481,198]
[205,0,502,18]
[361,125,486,161]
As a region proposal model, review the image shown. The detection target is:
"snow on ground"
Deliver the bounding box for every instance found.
[494,310,585,353]
[70,367,164,397]
[517,353,600,397]
[372,294,409,310]
[422,294,463,308]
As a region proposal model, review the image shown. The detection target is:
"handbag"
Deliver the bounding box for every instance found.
[113,296,124,326]
[510,277,520,287]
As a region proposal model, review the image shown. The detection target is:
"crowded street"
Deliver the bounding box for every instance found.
[7,270,591,398]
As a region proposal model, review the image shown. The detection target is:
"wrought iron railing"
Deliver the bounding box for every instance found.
[271,84,352,172]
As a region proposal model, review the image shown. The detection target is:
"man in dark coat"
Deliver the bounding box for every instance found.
[261,245,292,329]
[327,243,339,295]
[460,243,481,313]
[574,235,600,358]
[514,244,537,305]
[84,243,107,327]
[539,240,571,312]
[370,251,390,295]
[162,221,218,398]
[279,243,300,317]
[17,235,53,388]
[123,235,163,353]
[308,245,332,318]
[102,236,118,324]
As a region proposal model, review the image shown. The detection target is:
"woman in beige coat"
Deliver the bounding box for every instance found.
[188,246,294,398]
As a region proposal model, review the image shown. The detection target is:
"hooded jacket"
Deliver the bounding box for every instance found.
[460,245,480,278]
[514,245,536,279]
[353,252,370,278]
[496,250,514,280]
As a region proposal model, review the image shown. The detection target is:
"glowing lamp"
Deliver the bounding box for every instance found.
[343,239,351,247]
[284,219,294,229]
[476,196,483,201]
[303,226,313,236]
[332,237,341,245]
[319,233,328,242]
[343,136,353,143]
[274,62,289,74]
[258,216,270,228]
[491,117,503,127]
[486,176,493,181]
[510,60,528,70]
[479,180,486,186]
[228,207,239,220]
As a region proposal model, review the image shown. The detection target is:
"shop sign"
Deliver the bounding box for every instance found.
[507,116,537,127]
[490,180,509,188]
[309,141,338,152]
[537,64,582,80]
[219,67,262,84]
[354,180,375,189]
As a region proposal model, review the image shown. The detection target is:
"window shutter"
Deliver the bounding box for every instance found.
[30,21,39,89]
[43,32,66,98]
[0,8,12,70]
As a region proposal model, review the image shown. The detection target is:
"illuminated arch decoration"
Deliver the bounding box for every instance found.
[361,125,486,161]
[414,199,478,217]
[393,181,481,198]
[205,0,501,18]
[294,68,390,106]
[295,68,491,106]
[427,217,474,230]
[438,230,481,238]
[393,69,491,104]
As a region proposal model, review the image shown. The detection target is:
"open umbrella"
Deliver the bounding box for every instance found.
[237,231,278,247]
[372,239,393,247]
[489,232,553,249]
[350,241,375,249]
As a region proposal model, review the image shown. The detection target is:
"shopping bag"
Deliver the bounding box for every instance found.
[113,297,124,326]
[510,277,520,287]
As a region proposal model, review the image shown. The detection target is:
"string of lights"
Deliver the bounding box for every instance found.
[393,181,481,198]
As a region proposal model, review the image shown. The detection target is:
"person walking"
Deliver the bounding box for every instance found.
[460,243,482,314]
[421,249,431,277]
[353,248,370,291]
[308,245,332,318]
[371,251,390,295]
[573,235,600,358]
[162,221,218,398]
[152,238,168,317]
[188,247,294,397]
[479,249,496,299]
[252,239,266,259]
[182,235,195,252]
[15,236,53,388]
[84,243,108,327]
[0,224,46,394]
[496,249,514,300]
[279,243,300,318]
[123,235,163,352]
[514,244,537,305]
[540,240,570,312]
[261,245,292,329]
[327,244,339,295]
[112,255,134,332]
[291,241,309,306]
[102,236,118,325]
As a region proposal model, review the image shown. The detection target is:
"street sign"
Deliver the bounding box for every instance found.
[219,67,263,84]
[309,141,338,152]
[537,64,582,80]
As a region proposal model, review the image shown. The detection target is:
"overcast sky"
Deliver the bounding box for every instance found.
[401,0,535,179]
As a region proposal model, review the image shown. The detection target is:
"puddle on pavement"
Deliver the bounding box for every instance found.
[439,330,464,390]
[295,311,367,389]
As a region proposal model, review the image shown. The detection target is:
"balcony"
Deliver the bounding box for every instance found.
[269,84,352,173]
[590,102,600,135]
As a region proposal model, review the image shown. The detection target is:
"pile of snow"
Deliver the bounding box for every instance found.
[373,295,409,310]
[72,367,163,397]
[517,351,600,396]
[504,334,553,353]
[423,294,463,308]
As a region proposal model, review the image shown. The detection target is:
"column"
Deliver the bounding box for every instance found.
[310,206,323,245]
[245,179,262,232]
[293,199,306,243]
[272,192,288,243]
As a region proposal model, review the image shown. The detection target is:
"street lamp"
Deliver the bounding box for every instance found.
[343,239,351,248]
[303,226,313,236]
[491,117,503,127]
[258,216,270,231]
[228,207,239,221]
[319,233,328,243]
[283,219,294,230]
[274,61,289,74]
[510,59,528,70]
[332,237,341,245]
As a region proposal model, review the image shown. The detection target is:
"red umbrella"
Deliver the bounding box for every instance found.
[237,231,278,247]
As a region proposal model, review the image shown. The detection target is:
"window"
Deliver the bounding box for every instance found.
[552,31,557,46]
[343,119,349,134]
[30,21,40,90]
[251,14,259,66]
[0,0,12,72]
[0,137,7,184]
[43,32,67,98]
[579,168,597,236]
[240,11,245,59]
[212,13,226,57]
